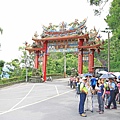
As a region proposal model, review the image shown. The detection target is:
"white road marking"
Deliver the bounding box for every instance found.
[9,84,35,111]
[0,89,74,115]
[55,85,59,95]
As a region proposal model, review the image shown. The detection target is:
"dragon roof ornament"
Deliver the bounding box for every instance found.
[40,18,87,38]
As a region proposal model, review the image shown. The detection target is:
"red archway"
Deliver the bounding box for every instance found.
[25,19,103,81]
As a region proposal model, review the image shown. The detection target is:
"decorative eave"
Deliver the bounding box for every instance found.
[78,43,101,50]
[25,47,45,52]
[32,34,89,42]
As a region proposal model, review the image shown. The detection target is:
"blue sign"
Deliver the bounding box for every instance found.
[47,41,78,53]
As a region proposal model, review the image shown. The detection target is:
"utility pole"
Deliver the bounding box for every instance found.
[63,52,66,78]
[108,32,110,72]
[25,54,28,82]
[25,50,29,82]
[101,28,111,72]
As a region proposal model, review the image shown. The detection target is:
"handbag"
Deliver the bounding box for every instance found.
[82,87,88,94]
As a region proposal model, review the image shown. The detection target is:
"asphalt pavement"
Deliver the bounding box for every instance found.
[0,78,120,120]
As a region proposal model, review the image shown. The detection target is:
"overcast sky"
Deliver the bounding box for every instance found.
[0,0,112,62]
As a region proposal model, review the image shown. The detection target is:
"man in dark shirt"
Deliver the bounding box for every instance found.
[91,75,97,90]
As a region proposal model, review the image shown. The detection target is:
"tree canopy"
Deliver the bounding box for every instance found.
[106,0,120,39]
[96,0,120,71]
[0,27,3,34]
[88,0,110,15]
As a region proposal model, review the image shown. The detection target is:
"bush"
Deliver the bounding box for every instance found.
[0,76,25,85]
[47,73,63,77]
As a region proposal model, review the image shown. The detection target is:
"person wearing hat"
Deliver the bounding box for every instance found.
[79,76,88,117]
[105,77,117,109]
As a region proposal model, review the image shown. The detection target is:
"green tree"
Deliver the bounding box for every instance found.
[6,59,21,77]
[19,46,35,68]
[0,60,5,68]
[105,0,120,71]
[88,0,110,15]
[47,52,88,75]
[19,46,36,78]
[0,60,5,78]
[0,27,3,34]
[106,0,120,38]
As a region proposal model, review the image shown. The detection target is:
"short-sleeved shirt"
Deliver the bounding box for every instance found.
[109,82,115,90]
[97,84,104,96]
[91,77,96,86]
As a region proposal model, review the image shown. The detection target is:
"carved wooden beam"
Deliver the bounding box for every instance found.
[78,43,101,49]
[32,34,89,42]
[25,47,45,52]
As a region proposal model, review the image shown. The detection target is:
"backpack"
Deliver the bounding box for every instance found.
[90,78,96,86]
[76,82,85,94]
[114,85,119,95]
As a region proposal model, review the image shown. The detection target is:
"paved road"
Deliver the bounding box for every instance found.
[0,78,120,120]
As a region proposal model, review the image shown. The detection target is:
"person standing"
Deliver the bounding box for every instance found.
[95,78,106,114]
[90,75,97,90]
[116,81,120,104]
[105,77,117,109]
[84,82,93,112]
[79,77,88,117]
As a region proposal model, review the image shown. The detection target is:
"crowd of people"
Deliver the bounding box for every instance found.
[69,74,120,117]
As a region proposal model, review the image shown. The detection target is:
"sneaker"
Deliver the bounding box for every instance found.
[99,111,104,114]
[80,113,87,117]
[105,106,110,109]
[96,110,100,112]
[85,109,89,111]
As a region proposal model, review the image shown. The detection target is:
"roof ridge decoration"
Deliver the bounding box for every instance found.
[40,18,87,38]
[25,18,103,53]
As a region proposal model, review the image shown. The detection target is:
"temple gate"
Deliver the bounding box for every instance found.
[25,18,103,81]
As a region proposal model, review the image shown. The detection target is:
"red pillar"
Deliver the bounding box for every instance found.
[42,41,47,82]
[34,51,39,69]
[78,39,84,74]
[88,49,94,73]
[78,50,83,74]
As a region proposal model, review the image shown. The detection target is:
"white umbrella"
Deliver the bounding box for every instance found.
[99,73,115,79]
[98,71,108,74]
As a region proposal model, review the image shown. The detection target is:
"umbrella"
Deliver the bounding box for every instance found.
[98,71,108,74]
[84,73,92,77]
[118,75,120,80]
[99,73,116,79]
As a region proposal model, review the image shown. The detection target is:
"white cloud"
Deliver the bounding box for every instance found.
[0,0,112,62]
